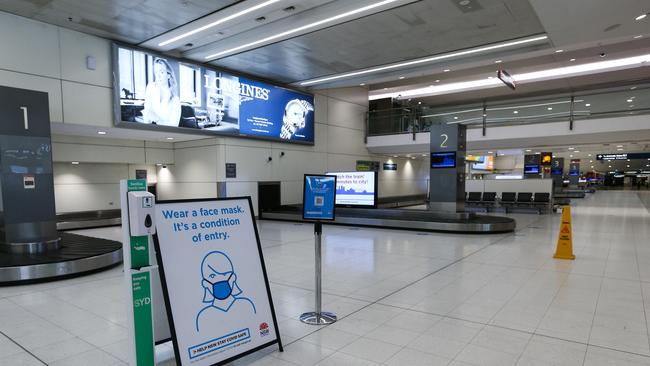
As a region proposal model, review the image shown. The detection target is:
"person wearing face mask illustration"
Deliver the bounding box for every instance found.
[196,251,256,332]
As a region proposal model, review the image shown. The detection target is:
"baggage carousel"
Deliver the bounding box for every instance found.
[1,210,123,285]
[260,205,516,233]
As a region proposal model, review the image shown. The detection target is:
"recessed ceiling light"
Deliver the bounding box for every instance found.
[588,154,592,157]
[609,165,612,168]
[443,69,451,72]
[627,99,634,102]
[393,155,398,158]
[634,35,643,39]
[525,149,532,152]
[158,0,281,47]
[627,165,630,167]
[166,137,174,140]
[568,147,575,150]
[156,163,162,166]
[97,131,107,135]
[631,86,637,90]
[547,107,553,110]
[636,14,647,21]
[399,76,405,79]
[208,0,407,60]
[513,110,519,114]
[359,83,366,86]
[617,148,624,151]
[630,104,635,108]
[575,150,580,153]
[585,103,591,107]
[71,161,79,165]
[418,101,422,105]
[570,155,574,158]
[383,87,388,90]
[495,60,503,64]
[617,145,623,147]
[569,58,576,62]
[435,79,441,83]
[555,49,564,53]
[454,116,459,120]
[590,160,593,163]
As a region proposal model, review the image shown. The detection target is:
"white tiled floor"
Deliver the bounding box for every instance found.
[2,191,650,365]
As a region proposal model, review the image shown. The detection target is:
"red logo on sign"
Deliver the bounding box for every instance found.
[259,322,270,337]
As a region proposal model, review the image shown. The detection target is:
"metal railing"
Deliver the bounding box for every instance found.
[367,83,650,137]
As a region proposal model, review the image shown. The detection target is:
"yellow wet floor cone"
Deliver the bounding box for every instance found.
[554,206,575,260]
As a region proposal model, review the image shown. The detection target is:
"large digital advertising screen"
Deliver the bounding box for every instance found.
[113,44,314,144]
[325,171,377,208]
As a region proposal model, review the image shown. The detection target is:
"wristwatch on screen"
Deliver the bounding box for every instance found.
[280,99,314,139]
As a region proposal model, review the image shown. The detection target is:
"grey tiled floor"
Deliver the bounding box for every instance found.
[2,191,650,365]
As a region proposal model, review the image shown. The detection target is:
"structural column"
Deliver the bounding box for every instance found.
[0,86,58,252]
[429,123,466,213]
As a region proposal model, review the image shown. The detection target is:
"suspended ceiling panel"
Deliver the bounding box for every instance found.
[208,0,546,83]
[0,0,240,43]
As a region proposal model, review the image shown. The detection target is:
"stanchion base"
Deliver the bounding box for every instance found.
[299,312,337,325]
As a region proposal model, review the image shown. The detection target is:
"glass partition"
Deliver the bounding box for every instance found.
[368,83,650,136]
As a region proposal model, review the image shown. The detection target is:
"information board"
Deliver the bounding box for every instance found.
[303,175,336,221]
[153,197,281,366]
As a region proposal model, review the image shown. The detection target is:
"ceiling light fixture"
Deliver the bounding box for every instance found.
[525,149,531,152]
[158,0,281,47]
[636,14,647,21]
[555,49,564,53]
[359,83,366,86]
[166,137,174,140]
[207,0,402,60]
[495,60,503,64]
[635,35,643,39]
[300,34,548,86]
[97,131,107,135]
[585,103,591,107]
[399,76,405,79]
[570,58,576,62]
[631,86,638,90]
[513,110,519,114]
[71,161,80,165]
[369,53,650,100]
[443,69,451,72]
[547,107,553,110]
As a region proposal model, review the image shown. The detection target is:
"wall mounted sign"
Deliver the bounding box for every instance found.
[113,44,314,144]
[383,163,397,171]
[302,175,336,221]
[356,160,380,172]
[136,169,148,180]
[225,163,236,179]
[153,197,281,366]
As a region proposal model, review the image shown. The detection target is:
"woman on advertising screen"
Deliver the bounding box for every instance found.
[142,57,181,126]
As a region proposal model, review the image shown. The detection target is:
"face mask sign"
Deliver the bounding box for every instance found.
[208,272,234,300]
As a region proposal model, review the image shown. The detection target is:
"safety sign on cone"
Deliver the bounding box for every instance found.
[554,206,575,260]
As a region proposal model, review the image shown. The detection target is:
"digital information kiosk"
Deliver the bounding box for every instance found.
[153,197,282,366]
[300,174,337,325]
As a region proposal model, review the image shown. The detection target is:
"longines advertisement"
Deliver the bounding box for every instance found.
[114,44,315,144]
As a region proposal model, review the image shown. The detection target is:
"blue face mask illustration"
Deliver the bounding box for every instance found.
[210,273,233,300]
